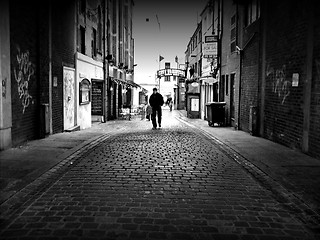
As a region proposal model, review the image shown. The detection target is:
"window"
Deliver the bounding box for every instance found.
[139,91,145,105]
[80,0,86,15]
[173,76,177,81]
[226,75,229,95]
[164,76,170,82]
[245,0,260,26]
[80,26,85,54]
[97,6,102,53]
[230,14,236,53]
[92,28,97,57]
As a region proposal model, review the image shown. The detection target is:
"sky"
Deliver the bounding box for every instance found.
[132,0,208,84]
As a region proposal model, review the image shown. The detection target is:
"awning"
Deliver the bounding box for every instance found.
[111,78,142,89]
[126,80,142,89]
[200,77,218,84]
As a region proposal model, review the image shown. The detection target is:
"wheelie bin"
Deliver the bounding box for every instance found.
[205,102,226,126]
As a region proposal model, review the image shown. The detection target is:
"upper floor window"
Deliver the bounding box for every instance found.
[164,76,170,82]
[97,6,102,53]
[80,0,86,15]
[245,0,260,26]
[92,28,97,57]
[80,26,86,54]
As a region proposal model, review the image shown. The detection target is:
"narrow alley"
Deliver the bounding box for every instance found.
[0,110,319,240]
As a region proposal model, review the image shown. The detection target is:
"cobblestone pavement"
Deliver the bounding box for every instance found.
[0,111,318,240]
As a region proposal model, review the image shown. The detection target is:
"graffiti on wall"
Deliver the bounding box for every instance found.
[266,64,291,105]
[63,68,75,130]
[13,46,35,114]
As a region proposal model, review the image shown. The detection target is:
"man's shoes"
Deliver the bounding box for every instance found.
[152,127,157,130]
[159,124,161,128]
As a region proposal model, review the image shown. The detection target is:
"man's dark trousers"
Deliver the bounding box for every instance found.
[151,106,162,128]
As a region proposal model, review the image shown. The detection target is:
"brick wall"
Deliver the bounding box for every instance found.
[10,1,40,145]
[309,3,320,159]
[264,1,309,150]
[51,1,76,133]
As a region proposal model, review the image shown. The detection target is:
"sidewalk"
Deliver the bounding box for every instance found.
[1,110,320,220]
[0,120,130,204]
[175,110,320,215]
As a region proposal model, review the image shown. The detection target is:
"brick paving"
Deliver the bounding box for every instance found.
[0,112,318,239]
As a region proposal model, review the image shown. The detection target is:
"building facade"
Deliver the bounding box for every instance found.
[199,0,220,120]
[185,0,320,160]
[0,0,137,150]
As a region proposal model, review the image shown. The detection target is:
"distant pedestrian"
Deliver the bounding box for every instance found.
[149,88,164,129]
[146,104,152,121]
[167,97,173,111]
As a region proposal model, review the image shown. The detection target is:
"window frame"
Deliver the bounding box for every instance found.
[79,78,91,105]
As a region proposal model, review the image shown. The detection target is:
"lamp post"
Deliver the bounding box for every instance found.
[175,56,178,68]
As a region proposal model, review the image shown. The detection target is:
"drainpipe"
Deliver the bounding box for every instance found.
[102,0,109,122]
[236,3,241,130]
[217,0,222,100]
[102,0,106,122]
[238,50,243,130]
[48,1,53,133]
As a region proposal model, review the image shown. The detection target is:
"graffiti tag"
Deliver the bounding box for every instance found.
[13,47,35,114]
[266,64,291,105]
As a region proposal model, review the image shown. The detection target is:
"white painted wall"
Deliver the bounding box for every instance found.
[76,53,103,129]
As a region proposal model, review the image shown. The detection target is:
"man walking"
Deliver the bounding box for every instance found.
[149,88,164,130]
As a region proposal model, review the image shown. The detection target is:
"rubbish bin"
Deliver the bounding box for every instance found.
[205,102,226,127]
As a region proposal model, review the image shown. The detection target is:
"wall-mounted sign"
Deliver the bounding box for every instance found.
[292,73,299,87]
[79,79,91,105]
[91,80,104,115]
[191,98,199,111]
[53,76,58,87]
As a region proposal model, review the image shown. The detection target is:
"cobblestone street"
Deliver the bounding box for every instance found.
[0,111,318,240]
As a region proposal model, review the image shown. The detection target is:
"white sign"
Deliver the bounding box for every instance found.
[191,98,199,111]
[203,43,217,56]
[292,73,299,87]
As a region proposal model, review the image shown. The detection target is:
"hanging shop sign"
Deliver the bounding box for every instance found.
[203,35,218,57]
